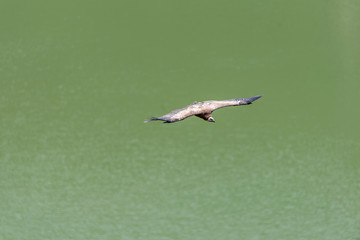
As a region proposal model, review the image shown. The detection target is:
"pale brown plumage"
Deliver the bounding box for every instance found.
[145,95,263,123]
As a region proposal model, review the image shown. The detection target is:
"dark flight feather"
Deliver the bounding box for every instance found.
[145,95,263,123]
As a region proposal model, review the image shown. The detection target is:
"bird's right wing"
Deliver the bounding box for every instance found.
[202,99,240,112]
[204,95,263,112]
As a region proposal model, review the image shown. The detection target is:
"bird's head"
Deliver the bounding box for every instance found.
[208,116,215,122]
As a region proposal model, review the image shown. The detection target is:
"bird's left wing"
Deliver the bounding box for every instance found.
[145,102,204,123]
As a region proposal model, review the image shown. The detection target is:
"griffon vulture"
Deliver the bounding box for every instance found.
[145,95,263,123]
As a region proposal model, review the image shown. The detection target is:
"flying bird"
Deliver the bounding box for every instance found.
[145,95,263,123]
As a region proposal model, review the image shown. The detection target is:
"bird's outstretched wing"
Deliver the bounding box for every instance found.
[204,95,263,112]
[144,101,204,123]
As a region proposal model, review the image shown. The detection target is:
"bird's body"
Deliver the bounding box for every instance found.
[145,95,263,123]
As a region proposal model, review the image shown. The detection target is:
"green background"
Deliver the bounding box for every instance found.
[1,1,359,239]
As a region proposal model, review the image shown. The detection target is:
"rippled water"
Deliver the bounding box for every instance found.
[1,1,359,239]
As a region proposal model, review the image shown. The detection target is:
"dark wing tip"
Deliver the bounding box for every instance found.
[247,95,263,103]
[238,95,263,105]
[144,117,160,123]
[144,117,171,123]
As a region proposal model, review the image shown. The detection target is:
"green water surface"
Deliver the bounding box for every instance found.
[1,1,359,239]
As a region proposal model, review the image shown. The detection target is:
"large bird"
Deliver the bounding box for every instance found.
[145,95,263,123]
